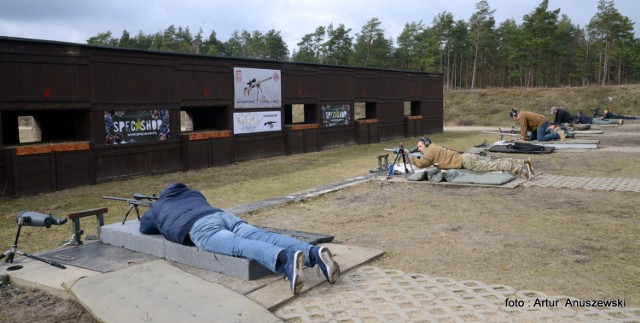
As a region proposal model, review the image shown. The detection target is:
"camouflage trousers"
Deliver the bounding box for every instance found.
[461,153,524,174]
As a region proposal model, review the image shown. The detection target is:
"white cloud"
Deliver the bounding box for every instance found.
[1,0,637,50]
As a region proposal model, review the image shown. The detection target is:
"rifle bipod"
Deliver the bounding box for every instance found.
[386,144,414,179]
[122,203,142,224]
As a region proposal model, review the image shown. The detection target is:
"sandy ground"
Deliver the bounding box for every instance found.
[251,123,640,307]
[1,123,639,321]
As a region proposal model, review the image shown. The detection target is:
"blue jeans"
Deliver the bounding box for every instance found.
[189,211,313,273]
[531,121,559,141]
[592,118,620,125]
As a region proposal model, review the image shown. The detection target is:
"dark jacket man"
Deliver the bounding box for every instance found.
[551,107,574,124]
[139,182,221,245]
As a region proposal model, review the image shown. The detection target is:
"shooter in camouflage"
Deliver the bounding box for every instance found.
[408,137,534,180]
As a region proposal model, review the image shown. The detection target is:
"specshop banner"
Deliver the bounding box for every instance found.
[104,110,170,144]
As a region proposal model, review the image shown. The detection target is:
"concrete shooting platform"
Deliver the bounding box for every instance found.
[482,130,601,149]
[99,220,337,280]
[527,139,599,149]
[487,139,600,150]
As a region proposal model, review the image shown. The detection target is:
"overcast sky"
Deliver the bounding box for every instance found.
[1,0,638,52]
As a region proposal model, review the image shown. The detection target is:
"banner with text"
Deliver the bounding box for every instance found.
[233,111,282,134]
[104,110,170,144]
[322,104,351,127]
[234,67,282,108]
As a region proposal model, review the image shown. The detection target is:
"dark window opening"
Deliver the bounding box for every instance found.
[2,110,88,145]
[284,104,317,124]
[355,102,377,119]
[180,106,229,132]
[408,101,421,116]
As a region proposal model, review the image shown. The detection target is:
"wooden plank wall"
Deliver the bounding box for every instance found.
[0,37,443,196]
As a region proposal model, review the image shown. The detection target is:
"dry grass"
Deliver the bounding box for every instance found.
[444,84,640,126]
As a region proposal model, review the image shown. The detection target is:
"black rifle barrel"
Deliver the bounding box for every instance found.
[102,196,154,206]
[102,196,135,202]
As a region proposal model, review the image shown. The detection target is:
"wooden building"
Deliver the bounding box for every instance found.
[0,36,443,197]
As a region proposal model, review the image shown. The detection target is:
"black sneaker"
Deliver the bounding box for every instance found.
[311,246,340,284]
[283,250,304,294]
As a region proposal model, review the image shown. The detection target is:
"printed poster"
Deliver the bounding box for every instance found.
[233,111,282,134]
[104,110,170,144]
[234,67,282,108]
[322,104,351,127]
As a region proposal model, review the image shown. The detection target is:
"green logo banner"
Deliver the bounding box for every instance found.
[322,104,351,127]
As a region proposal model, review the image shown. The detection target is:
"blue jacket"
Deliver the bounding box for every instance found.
[139,183,221,245]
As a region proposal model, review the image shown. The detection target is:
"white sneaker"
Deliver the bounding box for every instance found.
[311,246,340,284]
[526,158,535,175]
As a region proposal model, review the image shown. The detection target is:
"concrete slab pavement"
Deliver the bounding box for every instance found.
[4,242,383,323]
[5,257,100,300]
[274,266,640,322]
[68,260,280,323]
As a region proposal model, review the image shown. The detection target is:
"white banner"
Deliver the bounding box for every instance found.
[234,67,282,108]
[233,111,282,134]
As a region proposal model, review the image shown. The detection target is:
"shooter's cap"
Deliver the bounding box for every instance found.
[509,108,518,118]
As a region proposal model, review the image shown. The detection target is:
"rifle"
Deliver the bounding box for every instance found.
[102,193,159,224]
[243,76,273,96]
[498,127,519,134]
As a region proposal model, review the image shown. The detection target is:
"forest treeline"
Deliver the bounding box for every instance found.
[87,0,638,89]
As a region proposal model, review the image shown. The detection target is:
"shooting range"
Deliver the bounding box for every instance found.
[0,36,443,197]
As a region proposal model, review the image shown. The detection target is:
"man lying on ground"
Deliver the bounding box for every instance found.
[574,111,624,125]
[407,137,534,180]
[602,109,638,120]
[139,182,340,294]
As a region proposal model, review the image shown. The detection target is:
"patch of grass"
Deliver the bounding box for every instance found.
[445,84,640,126]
